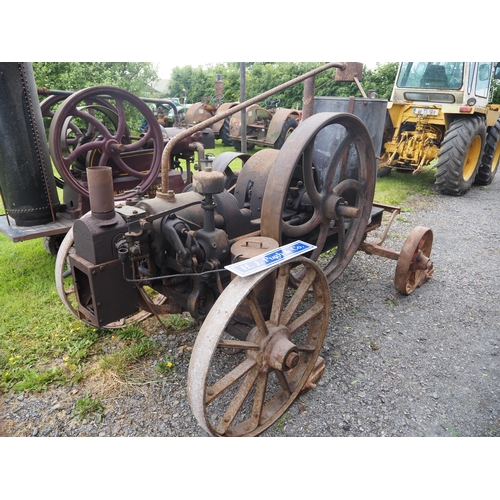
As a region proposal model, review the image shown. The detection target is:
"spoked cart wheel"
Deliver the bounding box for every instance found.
[394,226,434,295]
[48,86,163,201]
[260,112,376,286]
[55,226,166,328]
[187,256,330,437]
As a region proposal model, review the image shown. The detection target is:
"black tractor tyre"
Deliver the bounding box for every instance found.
[232,140,255,152]
[475,118,500,186]
[377,166,392,178]
[42,235,65,256]
[219,117,233,146]
[434,116,486,195]
[273,117,298,150]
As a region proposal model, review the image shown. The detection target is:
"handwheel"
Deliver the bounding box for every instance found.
[55,225,166,329]
[42,93,132,174]
[260,112,376,285]
[187,256,330,437]
[394,226,434,295]
[49,86,163,201]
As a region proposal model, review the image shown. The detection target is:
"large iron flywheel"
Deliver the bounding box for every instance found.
[48,86,163,200]
[260,111,377,285]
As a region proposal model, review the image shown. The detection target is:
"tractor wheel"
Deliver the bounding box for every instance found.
[475,118,500,186]
[232,140,255,152]
[377,113,394,178]
[274,116,299,149]
[219,117,233,146]
[377,166,392,178]
[42,234,65,256]
[434,116,486,195]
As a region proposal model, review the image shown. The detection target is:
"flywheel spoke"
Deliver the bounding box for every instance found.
[323,129,357,188]
[260,112,376,287]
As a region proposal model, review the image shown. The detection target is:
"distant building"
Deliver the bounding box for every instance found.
[152,78,169,94]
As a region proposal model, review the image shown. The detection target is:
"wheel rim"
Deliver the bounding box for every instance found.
[491,139,500,176]
[260,112,376,285]
[55,225,166,329]
[394,226,434,295]
[48,86,163,201]
[212,151,250,192]
[187,256,330,436]
[463,135,483,181]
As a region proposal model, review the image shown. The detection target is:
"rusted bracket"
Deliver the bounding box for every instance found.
[359,202,402,259]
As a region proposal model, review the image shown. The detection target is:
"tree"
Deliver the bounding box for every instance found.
[32,62,159,96]
[166,62,399,109]
[361,62,399,99]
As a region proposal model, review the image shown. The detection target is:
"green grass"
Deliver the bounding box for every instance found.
[74,393,105,421]
[0,140,437,396]
[154,354,176,375]
[374,167,437,206]
[0,234,104,392]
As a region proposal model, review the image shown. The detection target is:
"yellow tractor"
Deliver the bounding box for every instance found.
[379,62,500,195]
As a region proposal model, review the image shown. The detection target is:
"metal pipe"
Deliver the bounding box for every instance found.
[86,166,115,219]
[159,62,347,198]
[240,63,247,154]
[302,76,316,120]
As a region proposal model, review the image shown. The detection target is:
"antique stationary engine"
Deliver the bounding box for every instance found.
[1,62,435,437]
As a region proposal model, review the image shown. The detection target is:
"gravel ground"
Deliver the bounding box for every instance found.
[1,178,499,438]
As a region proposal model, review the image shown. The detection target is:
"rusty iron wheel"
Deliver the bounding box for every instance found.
[394,226,434,295]
[187,256,330,437]
[260,112,376,286]
[49,86,163,201]
[55,225,166,329]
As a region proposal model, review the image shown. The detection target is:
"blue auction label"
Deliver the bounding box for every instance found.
[225,241,316,277]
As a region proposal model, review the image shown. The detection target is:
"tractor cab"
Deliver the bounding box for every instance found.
[390,62,497,110]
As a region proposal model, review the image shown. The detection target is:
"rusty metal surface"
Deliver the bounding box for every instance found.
[335,62,363,82]
[265,108,300,145]
[394,226,434,295]
[160,62,350,194]
[187,256,330,436]
[212,102,238,134]
[211,151,250,191]
[86,167,115,216]
[232,148,279,218]
[55,226,165,329]
[229,237,280,324]
[260,112,377,285]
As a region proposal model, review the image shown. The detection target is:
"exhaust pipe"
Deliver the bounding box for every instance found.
[86,166,115,219]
